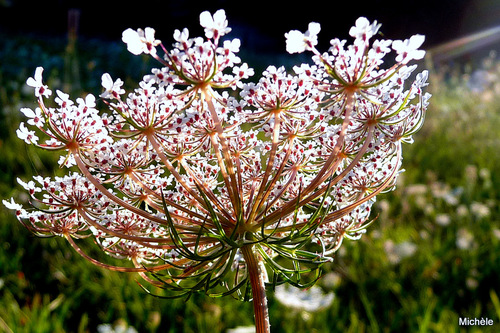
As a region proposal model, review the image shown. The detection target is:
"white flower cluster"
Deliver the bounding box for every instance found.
[274,284,334,312]
[5,10,429,286]
[286,17,425,64]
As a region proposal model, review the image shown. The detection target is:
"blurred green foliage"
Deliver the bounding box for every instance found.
[1,32,499,332]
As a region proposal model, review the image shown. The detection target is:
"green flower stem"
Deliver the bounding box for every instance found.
[241,245,270,333]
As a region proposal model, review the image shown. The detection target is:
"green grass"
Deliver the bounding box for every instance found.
[1,33,499,332]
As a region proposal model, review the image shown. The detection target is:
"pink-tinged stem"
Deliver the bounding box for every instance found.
[305,89,356,194]
[241,245,270,333]
[201,87,242,220]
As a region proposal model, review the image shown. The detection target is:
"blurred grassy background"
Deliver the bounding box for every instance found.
[1,29,500,332]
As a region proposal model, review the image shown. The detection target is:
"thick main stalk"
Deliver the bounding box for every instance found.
[241,245,270,333]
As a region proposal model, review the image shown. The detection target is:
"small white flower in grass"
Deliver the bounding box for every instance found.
[479,168,491,180]
[456,204,468,217]
[200,9,231,40]
[100,73,125,99]
[285,22,321,54]
[97,322,138,333]
[466,277,479,290]
[384,240,417,264]
[404,184,427,196]
[492,229,500,240]
[470,201,490,219]
[274,284,334,312]
[16,122,38,144]
[26,67,52,98]
[321,272,342,289]
[456,228,475,250]
[392,35,426,63]
[122,27,160,55]
[435,214,451,226]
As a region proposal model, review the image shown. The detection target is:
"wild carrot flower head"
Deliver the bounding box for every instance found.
[5,10,429,297]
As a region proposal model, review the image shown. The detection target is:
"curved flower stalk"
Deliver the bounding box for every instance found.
[4,10,429,333]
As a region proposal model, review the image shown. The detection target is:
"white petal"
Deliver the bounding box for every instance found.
[144,27,156,41]
[101,73,113,90]
[308,22,321,35]
[3,198,22,211]
[122,28,143,55]
[285,30,306,54]
[410,35,425,49]
[213,9,226,24]
[122,28,138,44]
[26,77,37,87]
[85,94,96,107]
[16,177,31,190]
[199,11,213,28]
[20,107,35,118]
[34,67,44,82]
